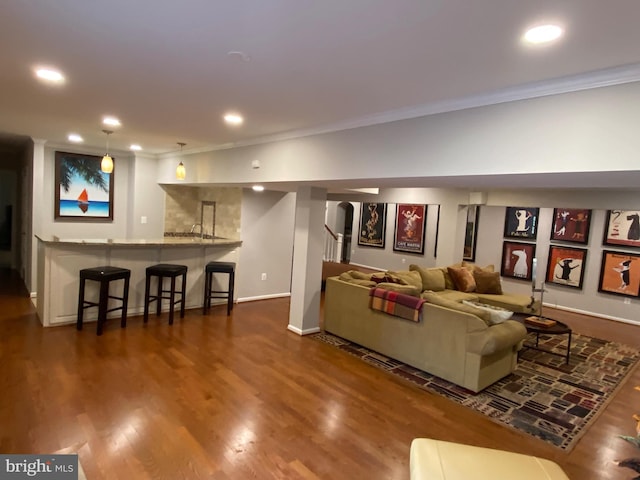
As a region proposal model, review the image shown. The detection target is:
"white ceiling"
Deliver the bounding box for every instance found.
[1,1,640,189]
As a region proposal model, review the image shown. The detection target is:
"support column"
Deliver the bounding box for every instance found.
[288,186,326,335]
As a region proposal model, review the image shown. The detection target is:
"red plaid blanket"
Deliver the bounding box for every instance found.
[369,287,425,322]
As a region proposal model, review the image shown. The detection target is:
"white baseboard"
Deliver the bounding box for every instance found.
[237,292,291,303]
[544,302,640,326]
[287,324,321,336]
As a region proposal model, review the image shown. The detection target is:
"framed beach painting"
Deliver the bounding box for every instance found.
[500,241,536,281]
[54,151,114,220]
[598,250,640,298]
[503,206,539,240]
[545,245,587,290]
[463,205,480,262]
[550,208,591,244]
[603,210,640,248]
[393,203,426,254]
[358,202,387,248]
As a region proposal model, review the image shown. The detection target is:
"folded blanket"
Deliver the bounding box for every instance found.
[369,287,425,322]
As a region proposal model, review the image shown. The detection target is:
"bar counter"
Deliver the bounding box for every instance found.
[35,235,242,327]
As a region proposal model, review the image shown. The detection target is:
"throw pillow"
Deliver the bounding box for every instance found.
[462,300,513,325]
[421,292,491,325]
[447,267,476,293]
[462,262,495,273]
[409,264,446,292]
[473,271,503,294]
[387,270,423,291]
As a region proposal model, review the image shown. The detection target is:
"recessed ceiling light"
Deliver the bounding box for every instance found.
[252,185,264,192]
[523,24,563,45]
[102,116,121,127]
[130,144,142,151]
[67,133,83,143]
[224,113,244,125]
[35,67,65,84]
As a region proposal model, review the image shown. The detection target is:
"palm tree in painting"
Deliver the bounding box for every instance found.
[59,156,109,194]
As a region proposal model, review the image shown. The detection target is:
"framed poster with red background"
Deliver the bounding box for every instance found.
[393,204,426,254]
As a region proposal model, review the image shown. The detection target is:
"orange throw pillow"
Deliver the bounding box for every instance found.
[473,271,503,294]
[447,267,476,293]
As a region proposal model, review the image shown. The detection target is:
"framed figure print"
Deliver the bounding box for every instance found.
[598,250,640,298]
[463,205,480,262]
[603,210,640,248]
[503,207,539,239]
[393,203,426,254]
[501,241,536,281]
[358,202,387,248]
[54,151,114,220]
[550,208,591,244]
[545,245,587,289]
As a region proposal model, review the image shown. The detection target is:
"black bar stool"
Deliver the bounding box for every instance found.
[203,261,235,315]
[77,266,131,336]
[143,264,188,325]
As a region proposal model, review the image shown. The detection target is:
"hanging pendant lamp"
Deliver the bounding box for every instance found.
[101,129,114,173]
[176,142,186,180]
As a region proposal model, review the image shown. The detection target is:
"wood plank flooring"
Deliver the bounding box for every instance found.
[1,268,639,479]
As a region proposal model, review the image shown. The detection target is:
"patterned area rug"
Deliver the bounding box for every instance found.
[313,331,639,450]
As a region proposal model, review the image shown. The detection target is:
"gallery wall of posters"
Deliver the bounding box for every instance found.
[358,202,386,248]
[504,206,539,239]
[545,245,587,290]
[603,210,640,248]
[393,203,426,254]
[550,208,591,244]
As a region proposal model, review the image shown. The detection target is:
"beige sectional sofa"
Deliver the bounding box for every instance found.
[323,264,534,392]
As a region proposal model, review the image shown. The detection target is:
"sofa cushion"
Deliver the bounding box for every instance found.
[447,267,476,293]
[463,300,513,325]
[376,282,421,297]
[410,264,446,292]
[424,290,479,302]
[476,293,537,314]
[422,292,491,325]
[386,270,423,291]
[473,270,503,294]
[339,270,374,281]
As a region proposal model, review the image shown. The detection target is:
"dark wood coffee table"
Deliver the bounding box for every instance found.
[519,317,572,364]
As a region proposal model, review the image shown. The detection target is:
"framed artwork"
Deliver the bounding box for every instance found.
[501,241,536,281]
[545,245,587,289]
[358,202,387,248]
[550,208,591,244]
[603,210,640,248]
[503,206,539,239]
[598,250,640,297]
[393,203,426,254]
[54,151,114,220]
[463,205,480,262]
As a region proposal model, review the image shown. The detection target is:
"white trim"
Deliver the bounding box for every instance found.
[544,302,640,326]
[287,324,321,336]
[237,292,291,303]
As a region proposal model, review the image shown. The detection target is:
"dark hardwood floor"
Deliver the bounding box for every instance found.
[1,268,639,479]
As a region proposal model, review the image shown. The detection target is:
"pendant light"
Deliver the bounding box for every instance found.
[101,129,114,173]
[176,142,186,180]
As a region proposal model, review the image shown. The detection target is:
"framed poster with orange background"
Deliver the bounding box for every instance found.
[598,250,640,298]
[545,245,587,289]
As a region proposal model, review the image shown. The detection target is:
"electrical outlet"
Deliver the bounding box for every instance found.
[140,216,147,224]
[624,298,631,305]
[401,258,406,264]
[261,273,267,281]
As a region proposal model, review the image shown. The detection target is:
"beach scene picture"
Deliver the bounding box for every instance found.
[55,151,113,220]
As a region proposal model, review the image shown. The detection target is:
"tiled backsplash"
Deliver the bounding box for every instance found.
[163,186,241,240]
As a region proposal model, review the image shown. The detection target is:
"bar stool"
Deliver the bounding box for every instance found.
[77,266,131,336]
[203,261,235,315]
[143,264,188,325]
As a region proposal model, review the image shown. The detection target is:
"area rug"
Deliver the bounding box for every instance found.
[313,331,640,450]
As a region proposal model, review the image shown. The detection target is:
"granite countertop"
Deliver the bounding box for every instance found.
[35,235,242,247]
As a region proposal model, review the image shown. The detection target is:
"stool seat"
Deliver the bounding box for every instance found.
[144,263,188,325]
[77,266,131,336]
[203,261,236,315]
[410,439,569,480]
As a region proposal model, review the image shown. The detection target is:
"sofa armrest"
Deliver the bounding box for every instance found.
[466,320,527,356]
